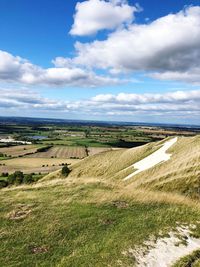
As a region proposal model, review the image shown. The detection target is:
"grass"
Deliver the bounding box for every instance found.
[0,144,42,157]
[1,136,200,266]
[69,140,162,180]
[1,180,200,267]
[125,136,200,199]
[173,249,200,267]
[0,156,8,160]
[27,146,87,159]
[42,138,113,147]
[0,157,80,174]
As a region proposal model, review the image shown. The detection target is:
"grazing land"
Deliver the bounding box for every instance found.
[0,157,79,174]
[26,146,87,159]
[0,145,41,157]
[1,117,200,266]
[1,135,200,267]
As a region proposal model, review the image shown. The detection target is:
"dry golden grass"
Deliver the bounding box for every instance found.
[0,145,38,157]
[87,147,112,156]
[61,136,200,200]
[0,157,80,174]
[5,135,199,205]
[26,146,87,159]
[69,140,164,179]
[123,136,200,197]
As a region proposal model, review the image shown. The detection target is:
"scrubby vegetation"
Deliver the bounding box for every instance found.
[0,171,45,188]
[61,165,71,177]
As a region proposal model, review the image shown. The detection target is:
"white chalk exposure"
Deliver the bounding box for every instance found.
[124,137,177,180]
[133,225,200,267]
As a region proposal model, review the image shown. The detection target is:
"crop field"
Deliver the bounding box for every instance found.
[26,146,87,159]
[0,157,80,174]
[0,145,40,157]
[87,147,112,156]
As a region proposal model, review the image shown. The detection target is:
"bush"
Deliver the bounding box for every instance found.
[15,176,23,185]
[61,166,70,177]
[37,145,52,153]
[7,174,16,184]
[8,171,24,185]
[0,180,8,189]
[1,172,8,177]
[23,174,34,184]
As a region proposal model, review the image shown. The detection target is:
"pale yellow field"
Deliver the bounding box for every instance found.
[87,147,112,156]
[26,146,87,159]
[0,145,39,157]
[0,157,80,174]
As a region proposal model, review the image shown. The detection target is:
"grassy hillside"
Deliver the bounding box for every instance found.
[68,136,200,199]
[1,136,200,266]
[125,136,200,199]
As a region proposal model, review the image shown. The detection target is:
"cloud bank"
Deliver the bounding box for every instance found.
[0,50,123,87]
[61,6,200,84]
[1,88,199,121]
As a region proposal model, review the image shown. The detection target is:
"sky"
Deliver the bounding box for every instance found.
[0,0,200,124]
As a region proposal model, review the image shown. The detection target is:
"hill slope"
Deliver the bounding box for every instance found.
[1,136,200,267]
[67,135,200,199]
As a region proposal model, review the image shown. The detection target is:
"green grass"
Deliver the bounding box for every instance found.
[1,136,200,266]
[1,181,200,267]
[173,249,200,267]
[0,176,8,181]
[42,138,112,147]
[0,156,7,160]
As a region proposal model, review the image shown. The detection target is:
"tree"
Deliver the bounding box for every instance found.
[61,165,70,177]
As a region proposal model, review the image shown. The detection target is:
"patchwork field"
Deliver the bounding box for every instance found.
[0,145,40,157]
[0,157,80,174]
[26,146,116,159]
[26,146,87,159]
[1,117,200,266]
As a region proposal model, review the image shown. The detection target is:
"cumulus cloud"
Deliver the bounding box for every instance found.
[70,0,140,36]
[0,50,124,87]
[1,88,200,121]
[64,6,200,84]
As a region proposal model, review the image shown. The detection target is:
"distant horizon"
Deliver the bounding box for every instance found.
[0,115,200,128]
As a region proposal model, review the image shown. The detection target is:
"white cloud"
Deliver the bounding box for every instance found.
[65,6,200,84]
[1,88,200,122]
[0,50,124,87]
[70,0,140,36]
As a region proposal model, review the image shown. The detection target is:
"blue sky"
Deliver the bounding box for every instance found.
[0,0,200,124]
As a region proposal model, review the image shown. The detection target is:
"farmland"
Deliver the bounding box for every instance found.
[26,146,87,159]
[0,117,199,181]
[0,144,41,157]
[0,157,79,174]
